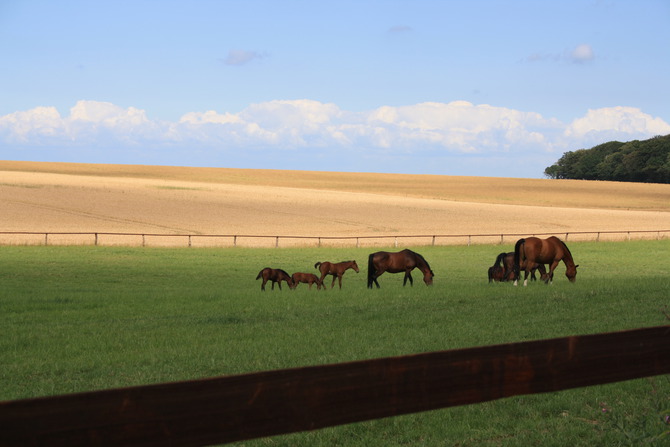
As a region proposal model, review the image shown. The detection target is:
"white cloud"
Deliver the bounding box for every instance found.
[565,106,670,144]
[222,50,266,66]
[388,25,413,33]
[0,106,62,142]
[570,44,595,63]
[524,43,595,64]
[1,100,668,160]
[0,100,161,145]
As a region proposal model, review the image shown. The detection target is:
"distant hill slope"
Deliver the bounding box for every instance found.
[544,134,670,183]
[2,160,670,212]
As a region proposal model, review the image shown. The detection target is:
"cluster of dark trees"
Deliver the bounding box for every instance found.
[544,134,670,184]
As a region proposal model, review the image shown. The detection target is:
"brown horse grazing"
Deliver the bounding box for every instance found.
[368,249,434,288]
[513,236,578,286]
[290,272,323,290]
[255,268,294,291]
[314,260,359,289]
[488,264,505,282]
[489,252,547,283]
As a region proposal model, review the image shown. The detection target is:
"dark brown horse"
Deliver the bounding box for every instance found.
[290,272,323,290]
[488,252,546,283]
[513,236,578,286]
[367,249,434,288]
[314,260,359,289]
[488,264,505,282]
[255,268,294,291]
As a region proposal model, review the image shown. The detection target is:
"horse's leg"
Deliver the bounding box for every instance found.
[372,270,383,288]
[523,267,530,286]
[403,271,413,286]
[337,274,343,289]
[318,268,328,285]
[547,261,560,284]
[261,278,267,291]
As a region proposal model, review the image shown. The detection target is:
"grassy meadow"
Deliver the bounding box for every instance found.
[1,241,669,446]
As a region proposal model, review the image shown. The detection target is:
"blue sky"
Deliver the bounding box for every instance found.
[1,0,669,178]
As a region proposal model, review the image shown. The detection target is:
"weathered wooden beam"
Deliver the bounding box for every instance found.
[1,325,669,447]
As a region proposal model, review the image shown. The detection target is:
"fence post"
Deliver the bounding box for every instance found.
[356,238,360,249]
[142,235,146,247]
[500,234,503,245]
[275,236,279,248]
[394,237,398,248]
[44,233,48,246]
[188,235,192,248]
[233,236,237,247]
[432,236,435,246]
[95,233,98,246]
[596,232,600,242]
[468,235,471,247]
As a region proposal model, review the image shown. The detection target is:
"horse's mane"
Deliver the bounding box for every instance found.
[557,238,574,260]
[411,250,433,272]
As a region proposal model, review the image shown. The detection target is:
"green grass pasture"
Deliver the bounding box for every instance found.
[2,241,669,446]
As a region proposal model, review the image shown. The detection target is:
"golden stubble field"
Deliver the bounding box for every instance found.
[1,160,669,247]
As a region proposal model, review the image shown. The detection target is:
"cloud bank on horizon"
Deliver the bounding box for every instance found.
[1,99,668,178]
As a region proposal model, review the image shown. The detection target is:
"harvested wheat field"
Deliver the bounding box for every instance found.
[1,160,669,247]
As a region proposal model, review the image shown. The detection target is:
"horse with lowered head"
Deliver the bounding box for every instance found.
[290,272,323,290]
[368,249,434,288]
[488,251,547,283]
[513,236,578,286]
[255,267,294,291]
[314,260,359,289]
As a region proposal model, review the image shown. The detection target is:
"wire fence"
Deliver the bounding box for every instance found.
[0,229,668,248]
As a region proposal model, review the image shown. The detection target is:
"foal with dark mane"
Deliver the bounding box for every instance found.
[367,249,434,288]
[513,236,578,286]
[314,260,359,289]
[255,268,294,291]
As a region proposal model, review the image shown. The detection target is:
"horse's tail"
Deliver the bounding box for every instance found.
[367,253,376,288]
[494,252,506,268]
[314,262,321,269]
[513,238,526,279]
[255,269,263,280]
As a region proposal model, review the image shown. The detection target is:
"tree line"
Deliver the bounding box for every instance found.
[544,134,670,184]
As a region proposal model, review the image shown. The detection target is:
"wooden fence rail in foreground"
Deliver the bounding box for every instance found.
[1,325,669,447]
[0,229,668,248]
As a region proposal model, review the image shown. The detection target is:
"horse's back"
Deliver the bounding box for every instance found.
[256,267,270,279]
[522,236,568,262]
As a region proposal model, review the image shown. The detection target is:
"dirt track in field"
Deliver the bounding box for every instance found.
[1,161,669,247]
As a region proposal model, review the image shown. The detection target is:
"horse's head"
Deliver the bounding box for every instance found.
[351,261,359,273]
[566,264,579,282]
[423,269,434,286]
